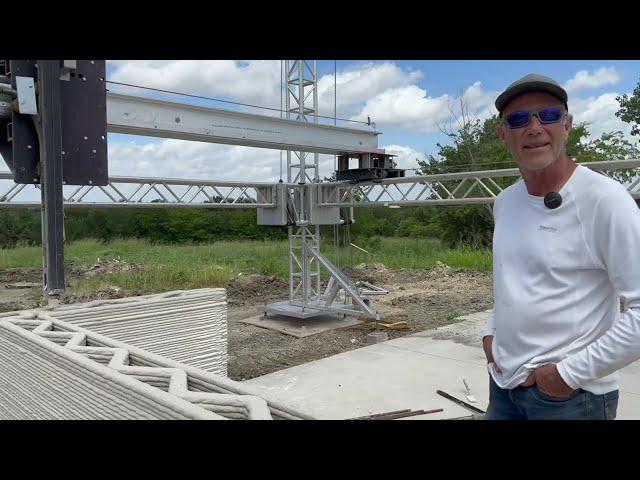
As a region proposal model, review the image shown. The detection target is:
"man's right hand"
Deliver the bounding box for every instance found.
[482,335,501,373]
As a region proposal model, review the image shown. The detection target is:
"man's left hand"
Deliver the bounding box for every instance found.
[523,363,575,399]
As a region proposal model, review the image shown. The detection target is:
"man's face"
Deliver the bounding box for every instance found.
[497,92,573,172]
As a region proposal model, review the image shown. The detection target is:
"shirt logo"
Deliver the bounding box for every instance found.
[539,225,557,233]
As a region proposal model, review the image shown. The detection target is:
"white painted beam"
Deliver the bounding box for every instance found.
[106,93,380,154]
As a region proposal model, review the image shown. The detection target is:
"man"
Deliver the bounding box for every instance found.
[483,73,640,420]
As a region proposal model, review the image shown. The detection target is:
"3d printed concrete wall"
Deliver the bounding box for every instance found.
[44,289,228,376]
[0,313,312,420]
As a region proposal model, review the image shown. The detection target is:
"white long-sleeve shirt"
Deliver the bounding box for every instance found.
[484,164,640,394]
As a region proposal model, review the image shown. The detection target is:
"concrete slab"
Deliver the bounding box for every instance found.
[245,311,640,420]
[237,314,363,338]
[245,337,490,419]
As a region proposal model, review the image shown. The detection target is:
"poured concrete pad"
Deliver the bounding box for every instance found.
[238,314,362,338]
[245,335,489,419]
[245,312,640,420]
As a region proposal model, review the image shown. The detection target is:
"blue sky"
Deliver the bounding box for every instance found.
[3,60,640,191]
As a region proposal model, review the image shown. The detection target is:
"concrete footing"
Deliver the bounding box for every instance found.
[365,331,389,345]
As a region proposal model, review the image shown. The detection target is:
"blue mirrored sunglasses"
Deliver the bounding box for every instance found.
[504,107,566,129]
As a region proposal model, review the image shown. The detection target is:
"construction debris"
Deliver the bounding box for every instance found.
[349,408,443,420]
[436,389,485,414]
[377,321,408,330]
[4,282,40,289]
[463,378,477,403]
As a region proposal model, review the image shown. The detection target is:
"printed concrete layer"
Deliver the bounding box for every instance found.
[0,312,313,420]
[0,319,221,420]
[2,289,228,376]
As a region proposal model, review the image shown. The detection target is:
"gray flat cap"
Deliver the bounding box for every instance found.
[495,73,568,114]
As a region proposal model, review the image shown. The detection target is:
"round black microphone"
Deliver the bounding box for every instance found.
[544,192,562,209]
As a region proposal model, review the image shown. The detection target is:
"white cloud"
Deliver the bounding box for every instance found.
[382,144,424,171]
[351,81,499,134]
[316,62,422,118]
[106,60,500,136]
[107,138,349,184]
[564,67,620,96]
[107,60,424,125]
[460,82,499,117]
[350,85,450,133]
[108,138,283,183]
[570,92,634,141]
[443,82,500,133]
[107,60,281,110]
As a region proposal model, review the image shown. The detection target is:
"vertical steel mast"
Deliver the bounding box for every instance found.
[285,60,321,314]
[264,60,383,320]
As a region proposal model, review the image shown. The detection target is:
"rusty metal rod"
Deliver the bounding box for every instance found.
[349,408,443,420]
[379,409,443,420]
[350,409,411,420]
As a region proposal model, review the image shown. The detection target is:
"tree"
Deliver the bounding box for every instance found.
[574,129,640,184]
[417,106,507,247]
[423,98,514,176]
[616,82,640,137]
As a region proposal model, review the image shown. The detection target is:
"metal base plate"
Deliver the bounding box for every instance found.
[264,301,328,319]
[265,300,368,319]
[239,311,362,338]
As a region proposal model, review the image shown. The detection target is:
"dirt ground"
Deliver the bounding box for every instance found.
[0,260,493,381]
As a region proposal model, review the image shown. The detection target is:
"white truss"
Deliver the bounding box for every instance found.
[0,172,279,208]
[5,161,636,209]
[319,160,640,207]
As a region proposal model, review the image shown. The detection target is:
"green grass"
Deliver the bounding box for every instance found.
[325,237,492,272]
[0,237,492,295]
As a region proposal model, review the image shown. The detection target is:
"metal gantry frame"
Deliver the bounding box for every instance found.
[38,60,66,296]
[2,161,639,319]
[263,60,383,320]
[3,160,638,209]
[2,60,640,320]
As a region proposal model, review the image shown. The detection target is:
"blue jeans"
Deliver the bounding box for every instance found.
[485,375,619,420]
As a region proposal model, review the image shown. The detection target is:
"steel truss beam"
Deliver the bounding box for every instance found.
[0,172,278,208]
[106,93,380,155]
[2,161,639,210]
[317,160,640,208]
